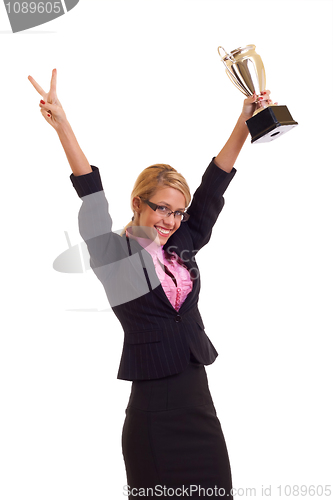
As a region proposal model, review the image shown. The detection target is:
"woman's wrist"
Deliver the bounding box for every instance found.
[239,111,252,123]
[56,118,72,137]
[237,112,252,130]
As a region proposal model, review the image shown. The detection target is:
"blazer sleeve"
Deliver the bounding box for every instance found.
[69,166,125,282]
[185,157,237,251]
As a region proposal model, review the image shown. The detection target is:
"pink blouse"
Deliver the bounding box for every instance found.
[126,228,193,311]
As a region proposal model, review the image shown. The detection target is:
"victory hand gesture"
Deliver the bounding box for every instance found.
[28,68,67,131]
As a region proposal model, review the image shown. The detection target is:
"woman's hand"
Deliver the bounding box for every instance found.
[241,90,278,121]
[28,68,67,132]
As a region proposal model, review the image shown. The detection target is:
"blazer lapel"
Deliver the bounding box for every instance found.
[125,235,176,310]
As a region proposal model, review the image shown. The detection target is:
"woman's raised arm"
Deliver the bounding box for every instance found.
[214,91,276,173]
[28,68,92,177]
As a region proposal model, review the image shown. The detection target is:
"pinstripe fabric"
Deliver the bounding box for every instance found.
[70,158,236,380]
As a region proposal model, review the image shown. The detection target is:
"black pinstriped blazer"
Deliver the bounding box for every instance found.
[70,158,236,381]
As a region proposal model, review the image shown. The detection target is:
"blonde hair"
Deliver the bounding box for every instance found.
[120,163,191,236]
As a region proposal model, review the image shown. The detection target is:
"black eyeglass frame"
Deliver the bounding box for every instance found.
[140,198,190,222]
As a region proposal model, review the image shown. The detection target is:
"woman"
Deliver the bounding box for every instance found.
[28,69,273,498]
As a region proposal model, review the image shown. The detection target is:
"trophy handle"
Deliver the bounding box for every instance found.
[217,46,235,77]
[218,46,249,96]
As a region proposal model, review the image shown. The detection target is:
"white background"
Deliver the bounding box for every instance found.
[0,0,332,498]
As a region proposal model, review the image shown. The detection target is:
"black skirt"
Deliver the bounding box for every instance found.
[121,356,233,499]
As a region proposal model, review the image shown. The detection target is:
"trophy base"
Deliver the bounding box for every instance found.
[246,105,298,144]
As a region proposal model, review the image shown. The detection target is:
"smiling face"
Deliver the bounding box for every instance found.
[132,186,186,246]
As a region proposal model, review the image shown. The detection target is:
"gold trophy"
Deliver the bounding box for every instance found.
[218,45,298,143]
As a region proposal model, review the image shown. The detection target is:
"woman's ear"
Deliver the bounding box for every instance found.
[132,196,141,212]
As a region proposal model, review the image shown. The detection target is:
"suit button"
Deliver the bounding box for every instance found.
[175,314,182,322]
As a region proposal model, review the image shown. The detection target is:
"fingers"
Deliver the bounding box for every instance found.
[39,99,57,114]
[256,90,272,108]
[258,90,270,101]
[50,68,57,99]
[28,75,46,98]
[40,108,52,122]
[244,93,257,104]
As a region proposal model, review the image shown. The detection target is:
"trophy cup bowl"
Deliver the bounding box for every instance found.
[217,45,298,144]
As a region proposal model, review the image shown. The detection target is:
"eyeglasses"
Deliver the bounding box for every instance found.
[141,198,190,222]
